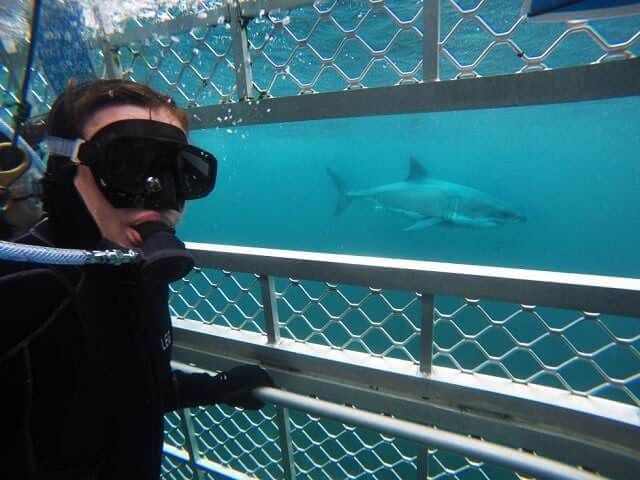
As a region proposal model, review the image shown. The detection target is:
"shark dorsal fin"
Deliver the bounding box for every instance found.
[407,158,428,181]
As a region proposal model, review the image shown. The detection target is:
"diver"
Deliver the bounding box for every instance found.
[0,79,274,479]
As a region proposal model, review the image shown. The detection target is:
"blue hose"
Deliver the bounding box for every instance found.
[0,239,139,266]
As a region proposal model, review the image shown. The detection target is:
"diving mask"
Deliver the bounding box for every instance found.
[46,120,217,211]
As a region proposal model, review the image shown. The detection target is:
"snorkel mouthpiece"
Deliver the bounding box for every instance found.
[135,221,194,284]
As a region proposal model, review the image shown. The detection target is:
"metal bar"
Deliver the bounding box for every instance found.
[253,386,601,480]
[187,58,640,128]
[179,408,205,480]
[172,322,640,454]
[105,0,315,46]
[240,0,315,18]
[416,447,429,480]
[172,321,640,443]
[260,275,280,344]
[98,40,122,80]
[107,5,229,46]
[422,0,440,82]
[229,0,253,101]
[90,4,122,80]
[163,444,253,479]
[185,242,640,318]
[172,351,640,480]
[0,47,27,105]
[276,406,297,480]
[419,293,435,374]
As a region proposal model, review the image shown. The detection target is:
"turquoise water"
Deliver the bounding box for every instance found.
[184,96,640,278]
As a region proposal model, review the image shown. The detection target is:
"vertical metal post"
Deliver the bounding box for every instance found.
[99,41,123,80]
[228,0,254,100]
[180,408,206,480]
[260,274,280,344]
[416,447,430,479]
[92,5,122,80]
[0,49,24,106]
[276,406,297,480]
[420,293,435,374]
[422,0,440,82]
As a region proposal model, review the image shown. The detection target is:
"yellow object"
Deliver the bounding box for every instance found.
[0,142,31,211]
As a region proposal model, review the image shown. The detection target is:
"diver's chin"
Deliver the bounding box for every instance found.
[160,209,183,229]
[130,209,182,229]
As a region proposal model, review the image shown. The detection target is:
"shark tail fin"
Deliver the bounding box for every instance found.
[326,168,351,215]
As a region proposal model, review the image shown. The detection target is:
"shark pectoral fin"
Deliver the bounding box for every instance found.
[327,168,351,215]
[404,218,441,231]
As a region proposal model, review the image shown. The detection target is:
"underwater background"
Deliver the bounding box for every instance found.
[184,97,640,279]
[139,0,640,279]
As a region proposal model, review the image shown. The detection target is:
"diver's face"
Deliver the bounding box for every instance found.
[73,105,186,249]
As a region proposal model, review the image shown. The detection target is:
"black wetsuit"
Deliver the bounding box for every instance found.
[0,218,267,479]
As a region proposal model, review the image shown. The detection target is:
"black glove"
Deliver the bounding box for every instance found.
[212,365,274,410]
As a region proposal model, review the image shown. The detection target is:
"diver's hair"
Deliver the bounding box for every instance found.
[46,78,188,140]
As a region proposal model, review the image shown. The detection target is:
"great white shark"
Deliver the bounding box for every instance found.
[327,158,526,230]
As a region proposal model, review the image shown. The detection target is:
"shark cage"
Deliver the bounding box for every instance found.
[1,0,639,479]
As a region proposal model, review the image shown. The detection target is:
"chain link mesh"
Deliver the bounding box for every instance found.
[2,1,639,116]
[439,0,640,78]
[247,0,424,95]
[161,400,535,480]
[166,266,639,478]
[171,267,267,334]
[119,25,238,107]
[107,0,640,104]
[165,410,189,450]
[288,409,418,479]
[170,268,640,406]
[161,455,195,480]
[427,448,520,480]
[0,55,56,124]
[191,404,283,479]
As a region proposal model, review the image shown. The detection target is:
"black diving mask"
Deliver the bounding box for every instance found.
[46,120,217,210]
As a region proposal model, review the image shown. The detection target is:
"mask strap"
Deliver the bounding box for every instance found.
[44,137,85,164]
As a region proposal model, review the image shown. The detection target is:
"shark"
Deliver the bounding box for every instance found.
[327,158,526,231]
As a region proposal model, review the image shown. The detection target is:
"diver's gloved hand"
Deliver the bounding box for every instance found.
[135,221,194,284]
[210,365,274,410]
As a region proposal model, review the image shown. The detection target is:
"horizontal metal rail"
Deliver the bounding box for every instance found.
[163,444,254,480]
[173,243,640,478]
[185,242,640,318]
[188,58,640,128]
[252,385,601,480]
[106,0,315,46]
[172,321,640,479]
